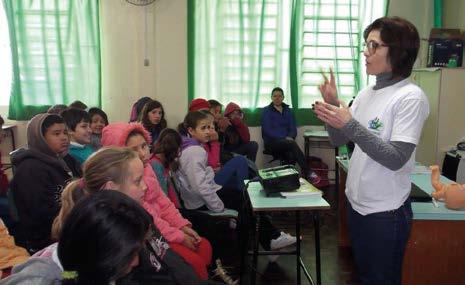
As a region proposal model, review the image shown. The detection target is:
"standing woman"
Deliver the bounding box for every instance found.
[315,17,429,284]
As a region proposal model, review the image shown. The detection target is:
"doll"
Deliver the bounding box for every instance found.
[430,165,465,210]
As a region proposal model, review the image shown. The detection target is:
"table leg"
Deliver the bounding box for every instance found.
[252,214,260,285]
[296,211,301,285]
[305,137,309,161]
[334,147,339,208]
[314,211,321,285]
[10,128,16,151]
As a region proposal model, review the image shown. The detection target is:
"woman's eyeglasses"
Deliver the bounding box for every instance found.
[363,40,388,55]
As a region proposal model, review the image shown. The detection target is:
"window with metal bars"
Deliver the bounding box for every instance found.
[298,0,361,108]
[188,0,386,125]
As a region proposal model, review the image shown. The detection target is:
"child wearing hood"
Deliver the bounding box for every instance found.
[101,122,213,280]
[222,102,258,162]
[9,113,81,253]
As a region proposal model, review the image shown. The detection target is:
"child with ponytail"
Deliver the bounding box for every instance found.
[176,111,297,260]
[101,123,213,280]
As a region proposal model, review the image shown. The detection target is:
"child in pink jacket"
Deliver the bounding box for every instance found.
[101,122,212,280]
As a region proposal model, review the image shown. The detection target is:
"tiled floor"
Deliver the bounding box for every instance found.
[239,185,361,285]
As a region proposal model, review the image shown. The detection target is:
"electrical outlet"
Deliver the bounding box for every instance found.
[144,59,150,66]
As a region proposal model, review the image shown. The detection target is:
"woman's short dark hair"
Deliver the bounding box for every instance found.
[153,128,182,170]
[88,107,109,126]
[364,17,420,78]
[58,190,151,284]
[271,87,284,96]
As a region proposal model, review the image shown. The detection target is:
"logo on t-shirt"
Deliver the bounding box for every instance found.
[368,117,383,135]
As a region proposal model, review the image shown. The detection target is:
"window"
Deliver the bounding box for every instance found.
[298,0,361,107]
[191,0,293,109]
[0,1,12,106]
[189,0,386,125]
[3,0,100,120]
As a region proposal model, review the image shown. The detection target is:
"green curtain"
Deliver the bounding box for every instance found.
[4,0,100,120]
[188,0,292,125]
[188,0,387,126]
[433,0,442,28]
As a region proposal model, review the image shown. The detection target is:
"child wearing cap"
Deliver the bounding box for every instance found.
[222,102,258,162]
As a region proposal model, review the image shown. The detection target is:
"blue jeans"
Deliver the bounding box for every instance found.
[214,156,249,191]
[347,199,412,285]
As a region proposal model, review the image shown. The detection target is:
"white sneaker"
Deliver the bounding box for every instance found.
[268,232,297,262]
[270,232,296,250]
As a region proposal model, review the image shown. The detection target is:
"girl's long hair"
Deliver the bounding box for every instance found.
[52,147,138,239]
[177,111,209,136]
[139,100,167,133]
[153,128,182,171]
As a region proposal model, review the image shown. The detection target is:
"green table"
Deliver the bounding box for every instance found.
[246,181,330,285]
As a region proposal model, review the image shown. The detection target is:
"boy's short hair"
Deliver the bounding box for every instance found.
[69,100,88,110]
[208,99,222,109]
[47,104,68,115]
[41,114,65,136]
[88,107,109,126]
[60,108,90,131]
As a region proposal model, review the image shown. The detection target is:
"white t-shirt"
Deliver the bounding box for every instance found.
[346,79,430,215]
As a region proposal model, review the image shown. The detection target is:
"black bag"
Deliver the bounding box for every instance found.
[258,165,300,196]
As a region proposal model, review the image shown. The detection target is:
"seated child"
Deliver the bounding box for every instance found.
[46,104,67,115]
[101,123,213,280]
[51,147,222,285]
[129,96,152,122]
[222,102,258,162]
[88,107,109,151]
[208,99,222,118]
[152,129,238,260]
[68,100,87,110]
[176,111,296,260]
[60,108,94,164]
[1,191,150,284]
[9,113,81,253]
[139,100,167,144]
[0,218,29,279]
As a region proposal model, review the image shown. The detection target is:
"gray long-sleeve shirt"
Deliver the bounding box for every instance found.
[327,119,415,171]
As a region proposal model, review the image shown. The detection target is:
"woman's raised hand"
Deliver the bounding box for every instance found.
[319,68,339,106]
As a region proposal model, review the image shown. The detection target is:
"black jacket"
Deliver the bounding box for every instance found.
[118,227,222,285]
[10,148,81,253]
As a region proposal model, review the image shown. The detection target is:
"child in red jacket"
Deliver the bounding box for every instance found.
[222,102,258,162]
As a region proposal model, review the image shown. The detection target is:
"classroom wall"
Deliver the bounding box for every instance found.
[2,0,457,170]
[443,0,465,29]
[100,0,187,126]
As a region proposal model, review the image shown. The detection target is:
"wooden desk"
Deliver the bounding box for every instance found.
[246,181,330,285]
[337,158,465,285]
[2,125,17,151]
